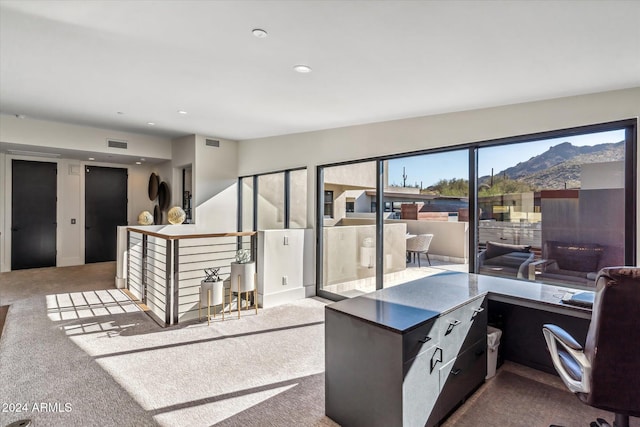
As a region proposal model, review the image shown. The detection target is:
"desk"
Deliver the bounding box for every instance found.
[325,272,592,427]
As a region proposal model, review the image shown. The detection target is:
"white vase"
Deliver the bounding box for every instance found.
[230,261,256,293]
[200,280,225,306]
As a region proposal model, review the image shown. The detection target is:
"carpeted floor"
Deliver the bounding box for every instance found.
[443,363,640,427]
[1,263,638,427]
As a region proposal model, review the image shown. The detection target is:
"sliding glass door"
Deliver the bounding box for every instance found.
[318,161,377,298]
[382,150,470,288]
[316,120,635,300]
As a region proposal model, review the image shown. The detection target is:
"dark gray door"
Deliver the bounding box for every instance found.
[11,160,57,270]
[85,166,128,263]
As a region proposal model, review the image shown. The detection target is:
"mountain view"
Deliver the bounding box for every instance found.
[479,140,625,190]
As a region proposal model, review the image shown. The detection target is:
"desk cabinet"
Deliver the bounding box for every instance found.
[326,295,487,427]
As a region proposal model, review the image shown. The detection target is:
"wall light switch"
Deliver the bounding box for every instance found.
[283,236,289,245]
[282,276,288,286]
[71,218,76,224]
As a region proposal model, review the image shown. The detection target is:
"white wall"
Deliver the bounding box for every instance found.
[238,88,640,267]
[0,115,172,160]
[171,135,196,216]
[257,229,306,307]
[192,135,239,231]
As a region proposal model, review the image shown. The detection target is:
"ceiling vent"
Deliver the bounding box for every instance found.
[205,139,220,147]
[107,139,128,149]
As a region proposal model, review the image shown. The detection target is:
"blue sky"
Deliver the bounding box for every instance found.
[387,129,625,188]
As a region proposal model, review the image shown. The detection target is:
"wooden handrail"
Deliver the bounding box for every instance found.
[127,227,257,240]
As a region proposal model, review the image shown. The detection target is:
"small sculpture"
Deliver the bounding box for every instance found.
[167,206,186,224]
[203,267,221,282]
[235,249,251,264]
[138,210,154,225]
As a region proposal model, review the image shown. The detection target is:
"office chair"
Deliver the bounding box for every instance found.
[543,267,640,427]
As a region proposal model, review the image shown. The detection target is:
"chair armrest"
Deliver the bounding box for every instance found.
[528,259,558,280]
[516,252,536,279]
[543,324,582,350]
[542,324,591,393]
[477,249,487,265]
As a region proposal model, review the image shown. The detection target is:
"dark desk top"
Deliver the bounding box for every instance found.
[326,272,592,333]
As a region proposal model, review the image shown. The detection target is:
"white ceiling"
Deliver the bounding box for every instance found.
[1,0,639,142]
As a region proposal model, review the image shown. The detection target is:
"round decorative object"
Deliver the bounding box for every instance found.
[153,205,161,225]
[167,206,186,225]
[148,173,159,201]
[138,210,154,225]
[158,181,170,211]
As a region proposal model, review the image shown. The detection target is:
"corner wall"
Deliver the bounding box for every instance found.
[192,135,239,231]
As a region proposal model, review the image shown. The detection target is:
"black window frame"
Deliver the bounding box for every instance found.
[315,119,637,301]
[237,166,307,232]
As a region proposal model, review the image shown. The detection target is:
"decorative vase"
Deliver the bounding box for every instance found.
[230,261,256,293]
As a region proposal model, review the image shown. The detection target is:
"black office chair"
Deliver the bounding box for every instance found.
[543,267,640,427]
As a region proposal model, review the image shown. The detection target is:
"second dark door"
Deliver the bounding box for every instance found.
[85,166,128,263]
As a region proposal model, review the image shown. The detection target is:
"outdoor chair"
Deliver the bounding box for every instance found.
[406,233,433,267]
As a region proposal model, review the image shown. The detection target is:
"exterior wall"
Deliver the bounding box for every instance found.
[324,161,377,187]
[581,161,624,190]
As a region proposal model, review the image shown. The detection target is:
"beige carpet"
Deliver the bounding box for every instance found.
[0,263,336,427]
[2,263,639,427]
[444,362,640,427]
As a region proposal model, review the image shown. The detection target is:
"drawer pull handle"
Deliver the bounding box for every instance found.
[419,336,432,343]
[472,307,485,318]
[430,347,443,373]
[451,368,462,376]
[445,319,461,335]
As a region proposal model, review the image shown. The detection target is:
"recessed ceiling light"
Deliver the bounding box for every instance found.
[177,110,188,115]
[140,158,146,162]
[88,157,95,161]
[147,122,155,126]
[252,28,268,38]
[135,161,142,165]
[293,64,312,73]
[117,111,124,115]
[15,114,26,119]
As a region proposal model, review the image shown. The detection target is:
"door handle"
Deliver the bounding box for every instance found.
[85,226,91,230]
[11,227,19,231]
